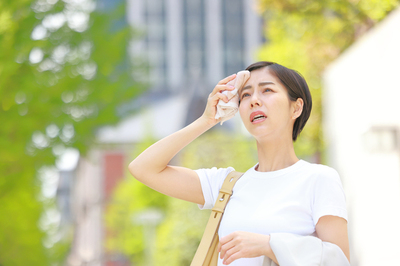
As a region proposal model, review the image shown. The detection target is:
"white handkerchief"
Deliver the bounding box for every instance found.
[215,70,250,124]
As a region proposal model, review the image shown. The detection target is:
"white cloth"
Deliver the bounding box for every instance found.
[265,233,350,266]
[215,70,250,124]
[195,160,348,266]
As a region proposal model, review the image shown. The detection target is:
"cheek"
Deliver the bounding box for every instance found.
[280,102,294,120]
[238,104,247,121]
[239,109,245,122]
[267,99,291,120]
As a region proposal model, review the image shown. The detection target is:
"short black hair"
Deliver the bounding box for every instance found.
[246,61,312,141]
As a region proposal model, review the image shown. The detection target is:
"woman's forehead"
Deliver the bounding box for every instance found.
[244,68,278,86]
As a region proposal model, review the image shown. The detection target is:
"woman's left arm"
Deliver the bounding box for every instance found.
[315,215,350,262]
[218,215,349,265]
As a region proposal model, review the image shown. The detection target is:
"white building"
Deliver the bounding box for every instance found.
[323,7,400,266]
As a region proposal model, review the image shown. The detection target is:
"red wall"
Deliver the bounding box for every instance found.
[103,153,125,201]
[103,152,131,265]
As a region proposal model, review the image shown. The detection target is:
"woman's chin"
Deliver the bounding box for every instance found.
[245,126,270,139]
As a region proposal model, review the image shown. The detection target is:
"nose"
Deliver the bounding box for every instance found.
[250,93,262,108]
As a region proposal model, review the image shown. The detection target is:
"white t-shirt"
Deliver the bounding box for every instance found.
[195,160,347,266]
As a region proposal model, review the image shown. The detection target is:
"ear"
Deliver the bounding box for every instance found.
[292,98,304,119]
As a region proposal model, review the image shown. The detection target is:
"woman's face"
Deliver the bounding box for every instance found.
[238,67,298,142]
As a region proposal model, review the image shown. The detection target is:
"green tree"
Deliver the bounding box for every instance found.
[257,0,400,162]
[0,0,145,264]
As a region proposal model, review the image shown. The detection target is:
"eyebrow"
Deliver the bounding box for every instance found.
[239,81,275,95]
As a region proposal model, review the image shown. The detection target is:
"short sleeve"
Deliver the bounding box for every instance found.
[195,167,234,210]
[312,167,348,225]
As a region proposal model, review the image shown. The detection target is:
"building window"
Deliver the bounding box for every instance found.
[222,0,245,76]
[143,0,167,88]
[183,0,206,80]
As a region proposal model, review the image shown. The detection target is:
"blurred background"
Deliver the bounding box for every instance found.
[1,0,400,265]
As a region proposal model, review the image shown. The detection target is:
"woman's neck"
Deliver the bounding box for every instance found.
[255,136,299,172]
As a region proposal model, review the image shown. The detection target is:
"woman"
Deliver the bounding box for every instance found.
[129,61,350,265]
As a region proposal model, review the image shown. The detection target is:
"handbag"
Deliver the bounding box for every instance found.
[191,171,243,266]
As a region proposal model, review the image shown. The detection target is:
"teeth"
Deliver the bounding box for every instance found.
[252,115,265,122]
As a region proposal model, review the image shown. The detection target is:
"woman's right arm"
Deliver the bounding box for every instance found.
[128,74,236,205]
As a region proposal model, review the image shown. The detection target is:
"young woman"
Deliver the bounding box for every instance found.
[129,61,350,265]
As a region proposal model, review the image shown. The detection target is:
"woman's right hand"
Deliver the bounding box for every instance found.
[200,74,237,126]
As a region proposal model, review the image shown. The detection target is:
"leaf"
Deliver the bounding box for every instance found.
[0,0,147,264]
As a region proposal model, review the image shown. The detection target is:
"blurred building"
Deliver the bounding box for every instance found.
[62,0,263,265]
[127,0,261,92]
[123,0,262,125]
[323,7,400,266]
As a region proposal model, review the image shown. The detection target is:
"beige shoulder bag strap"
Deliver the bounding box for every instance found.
[191,171,244,266]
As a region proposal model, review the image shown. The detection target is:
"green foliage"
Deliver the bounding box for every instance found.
[155,199,209,266]
[180,130,258,172]
[105,136,169,265]
[105,175,169,265]
[0,0,145,264]
[105,130,257,265]
[257,0,399,162]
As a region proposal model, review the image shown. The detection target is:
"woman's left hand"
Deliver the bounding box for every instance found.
[218,231,271,265]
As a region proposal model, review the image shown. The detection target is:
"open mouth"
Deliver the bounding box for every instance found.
[250,111,267,123]
[252,114,266,122]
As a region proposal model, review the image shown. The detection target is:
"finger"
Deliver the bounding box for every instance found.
[219,232,236,248]
[210,84,235,97]
[220,240,237,260]
[213,92,229,103]
[219,235,237,259]
[208,91,229,106]
[224,249,242,265]
[217,74,236,85]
